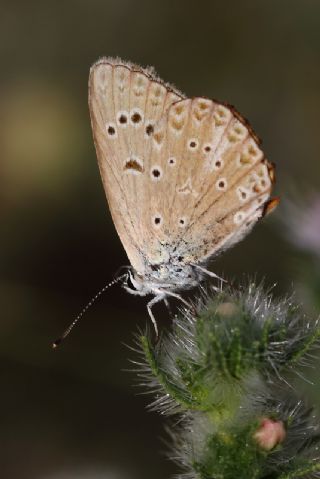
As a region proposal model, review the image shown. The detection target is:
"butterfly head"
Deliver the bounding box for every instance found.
[123,269,150,297]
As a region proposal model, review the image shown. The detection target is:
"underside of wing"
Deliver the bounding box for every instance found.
[139,97,276,266]
[88,57,184,273]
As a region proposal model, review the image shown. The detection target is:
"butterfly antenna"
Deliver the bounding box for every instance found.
[52,274,127,349]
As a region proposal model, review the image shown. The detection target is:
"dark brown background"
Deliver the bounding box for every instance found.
[1,1,320,478]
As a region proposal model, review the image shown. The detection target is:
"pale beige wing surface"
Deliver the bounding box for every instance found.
[88,58,184,273]
[139,97,276,265]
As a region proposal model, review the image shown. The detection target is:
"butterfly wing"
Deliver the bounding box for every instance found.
[138,97,276,266]
[89,58,184,273]
[89,58,276,274]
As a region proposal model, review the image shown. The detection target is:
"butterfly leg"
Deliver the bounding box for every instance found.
[163,290,191,309]
[192,264,226,290]
[164,298,179,320]
[147,294,166,337]
[164,297,173,315]
[164,290,200,317]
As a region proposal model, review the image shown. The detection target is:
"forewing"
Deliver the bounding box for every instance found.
[141,97,276,264]
[88,58,184,273]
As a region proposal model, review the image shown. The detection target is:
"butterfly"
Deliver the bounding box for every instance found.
[88,57,278,332]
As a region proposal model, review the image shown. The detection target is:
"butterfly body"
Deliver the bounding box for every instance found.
[124,258,203,295]
[88,57,278,327]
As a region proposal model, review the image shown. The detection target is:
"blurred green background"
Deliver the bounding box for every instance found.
[2,1,320,477]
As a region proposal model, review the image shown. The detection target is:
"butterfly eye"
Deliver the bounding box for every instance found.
[126,272,138,291]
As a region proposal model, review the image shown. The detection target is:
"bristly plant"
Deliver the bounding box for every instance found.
[133,283,320,479]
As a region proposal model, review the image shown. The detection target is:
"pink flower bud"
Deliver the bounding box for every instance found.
[254,418,286,451]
